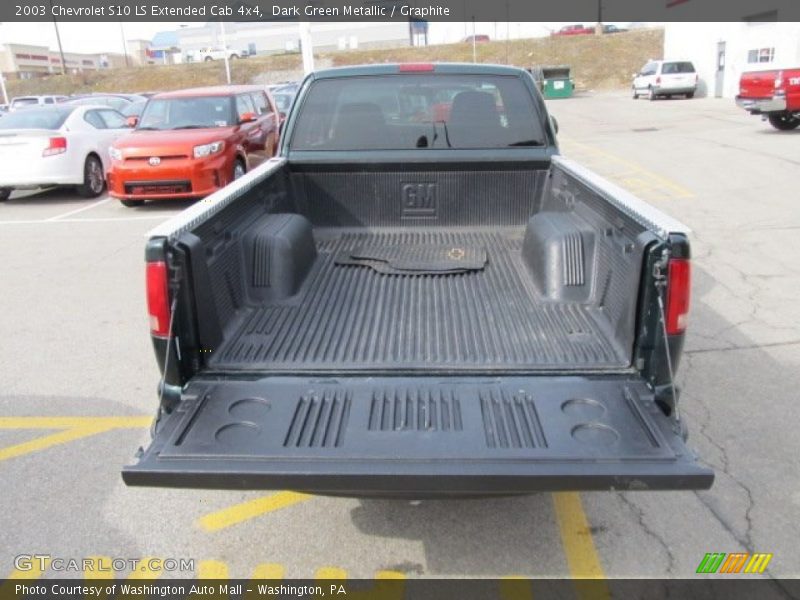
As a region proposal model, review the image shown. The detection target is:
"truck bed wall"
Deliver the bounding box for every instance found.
[178,160,650,372]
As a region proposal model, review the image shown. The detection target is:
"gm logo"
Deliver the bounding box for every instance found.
[401,182,437,218]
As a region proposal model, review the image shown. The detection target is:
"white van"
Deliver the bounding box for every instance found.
[632,60,698,100]
[9,95,68,111]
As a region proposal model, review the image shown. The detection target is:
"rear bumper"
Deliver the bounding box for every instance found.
[0,155,81,188]
[107,155,228,200]
[123,375,714,495]
[654,86,696,95]
[736,95,787,113]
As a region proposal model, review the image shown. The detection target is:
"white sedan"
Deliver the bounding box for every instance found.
[0,104,131,202]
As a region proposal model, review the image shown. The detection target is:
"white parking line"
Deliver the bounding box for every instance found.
[0,216,171,225]
[46,198,111,221]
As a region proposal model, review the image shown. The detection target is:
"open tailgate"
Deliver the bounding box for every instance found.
[123,376,713,495]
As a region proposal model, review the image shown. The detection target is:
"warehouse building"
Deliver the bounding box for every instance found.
[0,43,127,79]
[664,22,800,98]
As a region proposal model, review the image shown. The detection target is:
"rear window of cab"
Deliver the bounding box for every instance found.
[290,74,546,151]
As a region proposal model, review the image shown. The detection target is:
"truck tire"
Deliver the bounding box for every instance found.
[649,87,657,101]
[75,155,105,198]
[120,199,144,208]
[204,56,213,62]
[0,188,11,202]
[230,54,239,60]
[768,114,800,130]
[632,86,638,99]
[686,92,695,99]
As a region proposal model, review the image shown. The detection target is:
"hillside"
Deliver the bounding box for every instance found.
[5,28,663,97]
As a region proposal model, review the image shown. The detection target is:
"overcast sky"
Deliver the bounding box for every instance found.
[0,21,626,54]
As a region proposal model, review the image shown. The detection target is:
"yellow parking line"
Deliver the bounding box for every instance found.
[197,492,312,532]
[198,560,229,579]
[0,416,152,463]
[0,416,151,429]
[3,557,49,580]
[314,568,405,600]
[552,492,611,600]
[84,556,115,580]
[0,426,114,462]
[561,138,694,199]
[316,567,347,579]
[129,557,163,579]
[249,564,284,579]
[500,577,534,600]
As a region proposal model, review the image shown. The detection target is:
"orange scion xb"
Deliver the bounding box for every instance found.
[107,86,280,207]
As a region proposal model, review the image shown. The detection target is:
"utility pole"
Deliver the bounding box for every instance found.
[471,17,476,62]
[0,72,9,105]
[299,22,314,75]
[597,0,603,35]
[119,22,130,67]
[220,21,232,84]
[47,0,66,74]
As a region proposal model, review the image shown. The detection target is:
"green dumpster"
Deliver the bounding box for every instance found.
[541,65,574,99]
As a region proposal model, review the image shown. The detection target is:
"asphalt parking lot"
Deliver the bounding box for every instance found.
[1,92,798,587]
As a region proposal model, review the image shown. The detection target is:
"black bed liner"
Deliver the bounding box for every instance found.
[208,229,628,372]
[123,375,713,493]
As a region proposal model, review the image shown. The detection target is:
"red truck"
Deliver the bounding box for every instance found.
[552,24,594,36]
[736,67,800,130]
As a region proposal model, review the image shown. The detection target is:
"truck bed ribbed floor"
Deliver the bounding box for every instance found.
[208,230,628,371]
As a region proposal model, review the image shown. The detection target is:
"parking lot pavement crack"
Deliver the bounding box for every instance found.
[682,355,770,579]
[617,493,676,579]
[684,339,800,355]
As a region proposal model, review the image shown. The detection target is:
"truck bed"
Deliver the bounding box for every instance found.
[209,228,627,371]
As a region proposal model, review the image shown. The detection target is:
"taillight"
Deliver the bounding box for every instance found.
[665,259,691,335]
[42,137,67,157]
[146,261,171,337]
[399,63,435,72]
[656,76,661,85]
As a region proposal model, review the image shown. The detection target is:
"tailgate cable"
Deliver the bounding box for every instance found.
[654,250,681,425]
[153,296,179,436]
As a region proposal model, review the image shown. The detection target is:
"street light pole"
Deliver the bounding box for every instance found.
[47,0,66,74]
[220,21,232,84]
[0,72,9,106]
[119,22,130,67]
[299,22,314,75]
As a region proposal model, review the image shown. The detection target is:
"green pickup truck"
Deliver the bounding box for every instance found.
[123,63,712,496]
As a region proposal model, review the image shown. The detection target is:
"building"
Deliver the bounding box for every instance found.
[664,22,800,98]
[0,43,126,79]
[165,21,411,61]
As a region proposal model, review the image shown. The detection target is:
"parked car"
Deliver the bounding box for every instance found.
[64,94,148,113]
[9,95,68,111]
[736,66,800,130]
[0,105,129,201]
[186,47,244,62]
[121,99,148,119]
[271,91,295,118]
[462,34,490,43]
[552,24,594,36]
[107,85,280,207]
[602,24,627,34]
[632,60,698,100]
[123,63,712,496]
